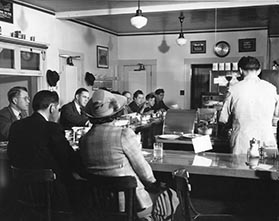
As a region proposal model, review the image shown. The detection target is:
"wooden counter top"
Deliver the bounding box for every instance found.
[144,149,279,180]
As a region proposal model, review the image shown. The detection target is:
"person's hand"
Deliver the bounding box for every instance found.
[142,102,148,108]
[145,181,168,193]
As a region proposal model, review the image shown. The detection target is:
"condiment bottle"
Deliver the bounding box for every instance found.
[248,138,260,158]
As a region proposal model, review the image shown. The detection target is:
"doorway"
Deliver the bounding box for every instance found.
[58,50,84,105]
[191,64,212,109]
[118,60,156,95]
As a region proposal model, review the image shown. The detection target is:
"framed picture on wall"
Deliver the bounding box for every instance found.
[239,38,256,52]
[97,45,109,68]
[190,41,206,54]
[0,0,13,23]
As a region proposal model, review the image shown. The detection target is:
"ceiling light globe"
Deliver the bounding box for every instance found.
[130,15,148,29]
[176,36,187,46]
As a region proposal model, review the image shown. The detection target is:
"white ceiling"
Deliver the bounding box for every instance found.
[15,0,279,36]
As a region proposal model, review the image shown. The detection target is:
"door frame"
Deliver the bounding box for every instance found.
[58,49,85,99]
[191,63,212,109]
[118,59,157,93]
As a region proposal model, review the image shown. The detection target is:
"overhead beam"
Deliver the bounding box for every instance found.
[56,1,278,19]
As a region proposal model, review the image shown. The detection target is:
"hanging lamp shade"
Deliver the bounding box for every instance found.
[176,33,187,46]
[130,0,147,29]
[176,13,187,46]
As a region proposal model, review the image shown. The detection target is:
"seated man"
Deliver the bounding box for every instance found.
[154,88,169,112]
[79,89,178,220]
[122,90,132,104]
[129,90,147,114]
[0,86,30,141]
[143,93,156,114]
[8,90,85,214]
[122,90,133,114]
[60,88,90,129]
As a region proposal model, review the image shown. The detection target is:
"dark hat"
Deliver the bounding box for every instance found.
[46,70,60,87]
[85,72,95,86]
[86,89,126,119]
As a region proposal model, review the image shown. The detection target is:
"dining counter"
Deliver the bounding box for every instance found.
[155,133,230,153]
[144,149,279,180]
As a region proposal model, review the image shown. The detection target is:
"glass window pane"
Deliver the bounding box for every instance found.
[20,51,40,70]
[0,48,15,69]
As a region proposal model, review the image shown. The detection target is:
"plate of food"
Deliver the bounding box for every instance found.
[182,133,201,139]
[158,134,180,140]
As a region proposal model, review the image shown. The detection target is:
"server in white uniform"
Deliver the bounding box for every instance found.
[219,56,279,154]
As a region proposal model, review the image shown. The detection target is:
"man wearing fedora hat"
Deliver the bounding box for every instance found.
[79,89,178,220]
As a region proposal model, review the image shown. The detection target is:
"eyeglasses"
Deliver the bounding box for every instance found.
[18,96,30,102]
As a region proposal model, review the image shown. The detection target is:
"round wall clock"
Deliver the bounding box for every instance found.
[214,41,230,57]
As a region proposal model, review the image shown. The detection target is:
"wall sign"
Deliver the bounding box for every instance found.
[191,41,206,54]
[239,38,256,52]
[0,0,13,23]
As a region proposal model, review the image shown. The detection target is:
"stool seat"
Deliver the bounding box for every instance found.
[11,166,71,221]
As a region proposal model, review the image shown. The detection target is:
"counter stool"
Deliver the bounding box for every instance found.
[173,168,235,221]
[10,166,71,221]
[87,174,137,221]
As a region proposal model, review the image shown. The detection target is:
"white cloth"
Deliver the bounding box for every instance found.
[219,76,279,154]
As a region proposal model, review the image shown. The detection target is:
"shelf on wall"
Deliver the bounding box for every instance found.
[0,35,48,49]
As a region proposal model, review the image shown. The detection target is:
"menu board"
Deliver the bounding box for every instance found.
[191,41,206,54]
[0,0,13,23]
[239,38,256,52]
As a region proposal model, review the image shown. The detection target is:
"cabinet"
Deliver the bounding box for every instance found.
[0,35,48,76]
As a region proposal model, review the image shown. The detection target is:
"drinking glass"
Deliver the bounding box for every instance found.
[153,142,163,160]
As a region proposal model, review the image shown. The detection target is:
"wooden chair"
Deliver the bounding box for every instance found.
[10,166,71,221]
[173,168,235,221]
[87,174,137,221]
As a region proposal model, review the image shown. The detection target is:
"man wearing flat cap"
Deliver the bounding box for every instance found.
[79,89,178,220]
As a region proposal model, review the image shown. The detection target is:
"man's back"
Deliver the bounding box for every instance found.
[219,77,278,154]
[80,123,155,209]
[230,77,277,124]
[8,112,74,180]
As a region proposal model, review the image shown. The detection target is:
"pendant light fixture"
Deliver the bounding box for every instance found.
[176,12,187,46]
[130,0,148,29]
